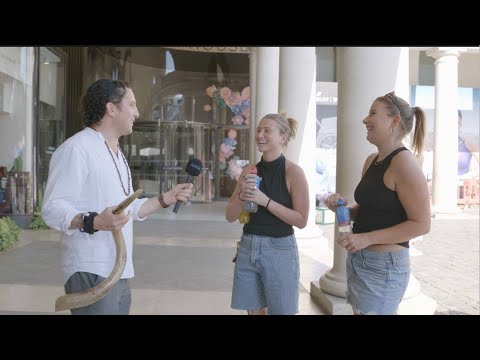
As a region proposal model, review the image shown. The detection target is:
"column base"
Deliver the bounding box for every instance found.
[311,281,437,315]
[310,281,353,315]
[319,269,347,297]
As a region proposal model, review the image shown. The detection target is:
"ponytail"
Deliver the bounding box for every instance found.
[411,106,426,165]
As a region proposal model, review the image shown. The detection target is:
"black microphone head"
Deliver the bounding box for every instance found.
[186,158,203,177]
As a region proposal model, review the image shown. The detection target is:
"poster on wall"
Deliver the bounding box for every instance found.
[315,83,480,205]
[411,85,480,181]
[315,81,338,202]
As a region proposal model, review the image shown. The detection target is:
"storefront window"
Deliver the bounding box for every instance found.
[315,47,337,205]
[37,47,66,209]
[315,81,338,201]
[85,47,251,201]
[0,48,35,223]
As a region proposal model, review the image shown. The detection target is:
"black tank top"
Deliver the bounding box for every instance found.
[243,154,294,237]
[353,147,409,248]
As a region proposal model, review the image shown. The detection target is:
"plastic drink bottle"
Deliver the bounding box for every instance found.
[243,166,261,213]
[336,199,352,236]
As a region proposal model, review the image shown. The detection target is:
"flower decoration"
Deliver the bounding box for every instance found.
[226,158,244,181]
[204,85,251,125]
[219,129,237,165]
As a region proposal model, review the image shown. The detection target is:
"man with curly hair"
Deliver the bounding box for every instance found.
[42,79,193,315]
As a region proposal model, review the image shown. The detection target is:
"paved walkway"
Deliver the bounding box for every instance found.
[0,209,323,315]
[409,208,479,314]
[0,202,478,315]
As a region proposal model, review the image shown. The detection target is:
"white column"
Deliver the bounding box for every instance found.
[278,47,324,244]
[320,47,402,299]
[252,47,280,163]
[427,48,465,214]
[311,47,436,314]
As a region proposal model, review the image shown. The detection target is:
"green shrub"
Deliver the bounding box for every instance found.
[0,217,21,252]
[29,185,50,230]
[29,211,50,230]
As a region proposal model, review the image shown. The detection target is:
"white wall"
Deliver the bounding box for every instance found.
[459,53,480,88]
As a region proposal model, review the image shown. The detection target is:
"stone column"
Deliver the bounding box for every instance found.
[427,48,465,214]
[251,47,280,163]
[278,47,326,275]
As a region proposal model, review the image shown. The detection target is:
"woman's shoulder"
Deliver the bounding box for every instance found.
[390,148,422,173]
[285,159,305,176]
[392,148,416,162]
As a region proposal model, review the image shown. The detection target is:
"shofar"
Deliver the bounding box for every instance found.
[55,189,144,312]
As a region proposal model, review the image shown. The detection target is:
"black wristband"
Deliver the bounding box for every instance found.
[90,212,99,234]
[83,212,99,235]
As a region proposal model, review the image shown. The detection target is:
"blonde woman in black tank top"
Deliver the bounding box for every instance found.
[226,113,309,315]
[324,92,431,315]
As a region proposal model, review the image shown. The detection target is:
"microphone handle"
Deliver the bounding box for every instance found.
[172,174,194,213]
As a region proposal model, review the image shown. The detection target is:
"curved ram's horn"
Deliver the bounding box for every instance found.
[55,189,144,312]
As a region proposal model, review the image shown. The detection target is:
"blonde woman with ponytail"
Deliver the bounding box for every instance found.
[324,92,431,315]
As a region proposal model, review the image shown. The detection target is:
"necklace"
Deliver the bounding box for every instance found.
[374,146,404,165]
[104,141,131,196]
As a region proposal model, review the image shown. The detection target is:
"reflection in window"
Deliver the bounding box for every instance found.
[85,47,250,201]
[37,48,66,211]
[166,50,175,75]
[0,47,36,217]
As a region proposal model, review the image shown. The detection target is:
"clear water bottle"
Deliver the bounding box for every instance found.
[336,199,352,236]
[243,166,261,213]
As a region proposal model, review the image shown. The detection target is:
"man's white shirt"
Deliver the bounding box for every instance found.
[42,127,148,284]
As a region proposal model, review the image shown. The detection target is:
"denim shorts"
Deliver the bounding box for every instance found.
[231,233,300,315]
[346,248,410,315]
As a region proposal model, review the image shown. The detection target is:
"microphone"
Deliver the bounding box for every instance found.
[172,158,203,213]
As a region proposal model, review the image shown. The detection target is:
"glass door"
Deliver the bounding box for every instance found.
[159,121,215,203]
[37,47,66,207]
[128,120,215,202]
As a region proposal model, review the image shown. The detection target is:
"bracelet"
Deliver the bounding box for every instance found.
[266,198,272,209]
[81,212,99,235]
[158,193,170,208]
[88,212,99,234]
